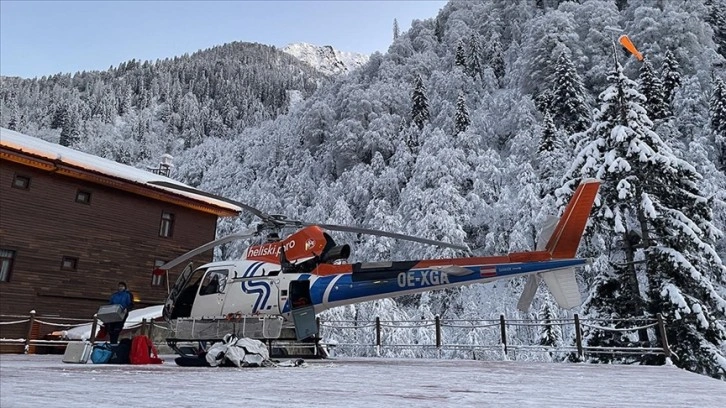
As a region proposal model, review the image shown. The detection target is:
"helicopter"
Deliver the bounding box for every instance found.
[150,179,600,353]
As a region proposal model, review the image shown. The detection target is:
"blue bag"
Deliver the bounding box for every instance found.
[91,344,113,364]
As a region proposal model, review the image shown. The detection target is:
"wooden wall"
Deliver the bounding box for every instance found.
[0,160,222,339]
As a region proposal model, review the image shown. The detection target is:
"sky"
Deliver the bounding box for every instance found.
[2,354,726,407]
[0,0,447,79]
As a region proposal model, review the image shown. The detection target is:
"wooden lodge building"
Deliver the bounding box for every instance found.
[0,127,240,342]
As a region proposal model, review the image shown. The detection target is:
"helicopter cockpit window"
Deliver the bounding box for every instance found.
[199,270,228,296]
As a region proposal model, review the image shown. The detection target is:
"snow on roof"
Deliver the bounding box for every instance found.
[0,128,241,213]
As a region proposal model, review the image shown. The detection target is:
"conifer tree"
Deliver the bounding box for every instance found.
[538,110,558,154]
[661,50,682,107]
[490,39,505,83]
[710,77,726,171]
[411,74,429,130]
[434,16,444,43]
[455,40,467,68]
[538,295,561,351]
[7,98,19,131]
[550,52,590,134]
[393,18,400,41]
[638,59,669,120]
[454,91,470,135]
[537,110,564,196]
[707,0,726,59]
[467,34,483,80]
[561,64,726,379]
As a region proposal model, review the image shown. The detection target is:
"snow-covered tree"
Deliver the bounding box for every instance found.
[550,51,590,134]
[393,18,400,40]
[455,40,466,68]
[454,91,470,135]
[538,294,562,351]
[434,15,445,43]
[490,38,506,83]
[561,64,726,379]
[710,76,726,171]
[707,0,726,59]
[638,59,669,120]
[411,74,430,130]
[661,50,682,107]
[467,34,484,80]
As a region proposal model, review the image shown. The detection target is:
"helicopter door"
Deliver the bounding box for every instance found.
[163,262,195,320]
[190,269,229,317]
[289,280,317,341]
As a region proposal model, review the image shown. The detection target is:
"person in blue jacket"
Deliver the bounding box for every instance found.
[107,281,133,344]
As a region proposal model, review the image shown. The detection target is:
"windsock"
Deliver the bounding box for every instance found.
[618,34,643,61]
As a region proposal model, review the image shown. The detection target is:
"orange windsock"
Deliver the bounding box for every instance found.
[618,34,643,61]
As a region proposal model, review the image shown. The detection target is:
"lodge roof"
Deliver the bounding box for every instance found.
[0,128,241,217]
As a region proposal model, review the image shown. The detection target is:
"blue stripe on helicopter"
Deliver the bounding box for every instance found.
[244,280,271,313]
[243,262,265,278]
[325,259,587,303]
[240,262,269,312]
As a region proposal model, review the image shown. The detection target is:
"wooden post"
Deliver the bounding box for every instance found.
[24,310,36,354]
[89,314,99,343]
[656,313,672,359]
[375,317,381,348]
[148,317,155,340]
[141,318,148,336]
[574,314,583,361]
[435,315,441,348]
[499,314,507,355]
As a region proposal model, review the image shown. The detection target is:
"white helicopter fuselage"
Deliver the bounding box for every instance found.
[185,257,586,325]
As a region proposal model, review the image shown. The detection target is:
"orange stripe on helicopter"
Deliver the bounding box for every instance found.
[311,180,599,277]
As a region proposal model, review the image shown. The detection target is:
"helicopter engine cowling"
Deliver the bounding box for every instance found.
[321,244,351,263]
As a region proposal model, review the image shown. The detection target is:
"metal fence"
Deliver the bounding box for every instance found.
[0,311,164,354]
[1,311,672,361]
[318,314,672,361]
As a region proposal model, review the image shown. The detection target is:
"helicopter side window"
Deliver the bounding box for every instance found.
[199,270,228,296]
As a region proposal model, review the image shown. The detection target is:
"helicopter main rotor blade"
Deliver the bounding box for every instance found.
[302,222,468,251]
[147,181,271,222]
[158,229,258,271]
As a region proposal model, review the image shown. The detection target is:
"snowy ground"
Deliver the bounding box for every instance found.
[1,354,725,408]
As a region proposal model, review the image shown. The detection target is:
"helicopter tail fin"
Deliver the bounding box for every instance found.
[517,179,600,312]
[543,179,600,259]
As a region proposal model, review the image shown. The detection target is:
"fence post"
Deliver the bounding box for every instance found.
[499,314,507,355]
[89,314,99,343]
[435,315,441,348]
[656,313,672,359]
[148,317,155,340]
[574,314,583,361]
[24,310,36,354]
[375,317,381,347]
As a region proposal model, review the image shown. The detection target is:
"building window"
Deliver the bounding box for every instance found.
[75,190,92,204]
[151,260,166,287]
[159,211,175,237]
[0,249,15,282]
[12,174,30,190]
[61,256,78,271]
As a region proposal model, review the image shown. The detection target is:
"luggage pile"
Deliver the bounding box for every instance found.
[62,335,162,365]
